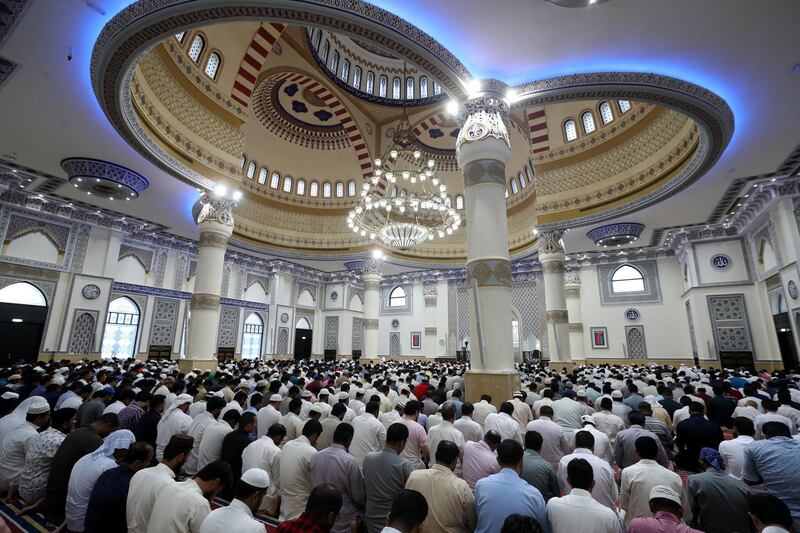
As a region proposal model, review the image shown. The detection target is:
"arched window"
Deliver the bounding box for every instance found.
[406,77,415,99]
[322,182,332,198]
[321,40,330,63]
[519,171,527,189]
[175,32,186,43]
[581,111,596,134]
[455,194,464,210]
[246,161,256,179]
[241,154,247,171]
[599,101,614,125]
[335,181,344,198]
[611,265,645,293]
[419,76,428,98]
[392,77,401,99]
[505,189,509,199]
[100,297,139,359]
[758,239,777,272]
[400,189,407,198]
[353,66,362,89]
[379,75,388,97]
[388,286,406,307]
[618,100,631,113]
[270,171,280,189]
[296,317,312,330]
[313,30,322,51]
[257,167,268,184]
[366,71,375,94]
[340,59,350,82]
[296,179,306,195]
[330,50,339,73]
[391,186,398,197]
[204,51,221,79]
[433,81,442,95]
[444,195,452,207]
[241,313,263,359]
[188,34,205,63]
[525,164,534,184]
[347,180,356,197]
[510,177,519,194]
[283,175,293,193]
[564,119,578,142]
[0,282,46,306]
[309,181,319,197]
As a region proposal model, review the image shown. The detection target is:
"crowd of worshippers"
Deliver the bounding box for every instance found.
[0,360,799,533]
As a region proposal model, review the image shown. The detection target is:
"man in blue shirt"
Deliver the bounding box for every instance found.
[743,421,800,528]
[475,438,550,533]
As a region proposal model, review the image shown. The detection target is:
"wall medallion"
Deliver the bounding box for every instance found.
[624,308,640,321]
[789,280,798,300]
[81,284,101,300]
[710,254,731,271]
[391,319,400,329]
[330,291,338,301]
[280,312,289,323]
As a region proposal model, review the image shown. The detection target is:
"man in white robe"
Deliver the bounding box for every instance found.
[242,424,285,516]
[155,394,193,460]
[198,468,269,533]
[183,397,225,476]
[256,394,283,438]
[278,419,322,520]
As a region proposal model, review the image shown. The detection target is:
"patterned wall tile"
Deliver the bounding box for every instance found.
[351,317,363,351]
[276,327,289,354]
[217,306,240,348]
[389,332,401,356]
[625,325,647,358]
[69,311,97,353]
[149,297,178,347]
[324,316,339,351]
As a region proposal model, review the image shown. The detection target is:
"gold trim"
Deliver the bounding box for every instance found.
[190,293,220,311]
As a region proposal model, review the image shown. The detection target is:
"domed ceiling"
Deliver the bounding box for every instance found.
[94,8,725,265]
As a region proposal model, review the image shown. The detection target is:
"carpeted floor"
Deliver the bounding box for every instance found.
[0,497,280,532]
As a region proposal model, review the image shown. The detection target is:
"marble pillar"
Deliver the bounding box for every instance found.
[565,269,585,362]
[539,230,571,366]
[456,84,520,404]
[362,257,383,361]
[184,195,234,372]
[423,282,438,357]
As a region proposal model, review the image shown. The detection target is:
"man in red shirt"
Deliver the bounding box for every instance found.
[413,377,430,404]
[276,484,342,533]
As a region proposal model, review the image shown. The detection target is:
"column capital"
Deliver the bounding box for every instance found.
[196,194,236,228]
[456,87,511,168]
[564,269,581,289]
[538,230,565,255]
[361,256,383,277]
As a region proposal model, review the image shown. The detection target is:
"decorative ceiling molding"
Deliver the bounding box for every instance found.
[0,56,18,92]
[0,0,32,48]
[61,157,149,201]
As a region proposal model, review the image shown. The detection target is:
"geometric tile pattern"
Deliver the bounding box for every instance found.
[217,306,240,348]
[276,327,289,355]
[527,106,549,154]
[511,277,548,355]
[324,316,339,351]
[707,294,752,355]
[389,332,402,356]
[149,297,178,347]
[625,325,647,358]
[69,311,97,354]
[351,317,363,352]
[231,22,286,108]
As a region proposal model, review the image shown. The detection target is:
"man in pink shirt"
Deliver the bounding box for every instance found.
[398,400,429,469]
[628,485,702,533]
[462,430,501,490]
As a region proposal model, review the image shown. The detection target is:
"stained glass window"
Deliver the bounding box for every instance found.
[335,182,344,197]
[510,177,519,194]
[323,182,332,198]
[564,119,578,141]
[246,161,256,179]
[330,51,339,73]
[348,180,356,197]
[188,34,205,63]
[599,101,614,124]
[310,182,319,197]
[270,172,280,189]
[366,71,375,94]
[618,100,631,113]
[379,75,388,97]
[283,176,293,193]
[433,82,441,95]
[582,111,596,134]
[419,76,428,98]
[296,179,305,195]
[455,195,464,210]
[406,77,414,99]
[341,59,350,82]
[353,67,362,89]
[257,167,267,184]
[392,77,401,99]
[241,313,263,359]
[100,297,139,359]
[204,52,221,79]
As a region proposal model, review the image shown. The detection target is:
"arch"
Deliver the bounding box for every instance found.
[321,40,330,62]
[246,161,256,179]
[101,296,140,359]
[379,75,388,97]
[295,316,312,330]
[419,75,428,98]
[581,111,596,134]
[270,171,280,189]
[347,180,356,197]
[0,282,47,307]
[298,288,315,307]
[296,178,306,195]
[5,232,60,264]
[455,194,464,210]
[322,181,332,198]
[352,66,362,89]
[69,313,96,354]
[257,167,268,184]
[282,175,293,193]
[335,181,344,198]
[433,81,442,95]
[349,293,363,311]
[244,281,267,303]
[509,177,519,194]
[116,255,147,285]
[309,181,319,197]
[388,286,406,307]
[188,33,206,63]
[312,28,322,51]
[340,59,350,81]
[330,50,339,73]
[518,171,526,190]
[406,77,414,99]
[204,50,222,79]
[611,264,645,293]
[758,238,777,272]
[618,100,632,113]
[599,101,614,124]
[241,312,264,359]
[230,22,287,108]
[564,118,578,141]
[392,77,401,99]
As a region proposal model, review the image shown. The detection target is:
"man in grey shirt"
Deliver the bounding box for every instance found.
[687,447,752,533]
[76,388,111,428]
[614,411,670,470]
[363,423,414,533]
[520,430,560,501]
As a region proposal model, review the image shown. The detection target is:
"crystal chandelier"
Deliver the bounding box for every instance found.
[346,111,461,251]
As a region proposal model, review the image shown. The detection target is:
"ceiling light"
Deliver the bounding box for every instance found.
[214,184,227,197]
[232,190,243,201]
[11,318,22,323]
[466,79,482,95]
[446,100,459,116]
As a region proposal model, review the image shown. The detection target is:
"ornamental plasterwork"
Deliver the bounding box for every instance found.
[456,95,511,152]
[538,230,565,254]
[197,196,235,227]
[362,257,383,277]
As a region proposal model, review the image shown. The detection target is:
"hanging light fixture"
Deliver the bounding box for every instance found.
[347,86,460,250]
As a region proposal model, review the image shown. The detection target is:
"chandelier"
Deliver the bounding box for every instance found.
[347,111,461,251]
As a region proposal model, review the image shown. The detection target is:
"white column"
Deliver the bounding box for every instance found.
[362,257,382,361]
[423,282,438,357]
[769,197,800,264]
[565,269,585,361]
[184,195,234,372]
[102,229,123,278]
[539,230,572,365]
[456,84,519,403]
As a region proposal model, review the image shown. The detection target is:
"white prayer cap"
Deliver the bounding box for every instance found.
[241,468,270,489]
[1,391,19,400]
[611,390,623,399]
[649,485,681,505]
[175,393,193,406]
[580,414,596,425]
[269,394,282,402]
[356,388,365,395]
[77,379,88,386]
[310,405,322,415]
[159,373,167,379]
[33,366,44,373]
[576,389,587,398]
[27,396,50,415]
[338,392,349,400]
[319,389,330,396]
[91,382,104,391]
[512,391,524,399]
[301,390,312,398]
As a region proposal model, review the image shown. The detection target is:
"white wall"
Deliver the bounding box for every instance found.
[5,232,59,264]
[116,256,147,285]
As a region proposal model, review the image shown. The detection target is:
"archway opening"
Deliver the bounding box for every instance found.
[0,282,49,364]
